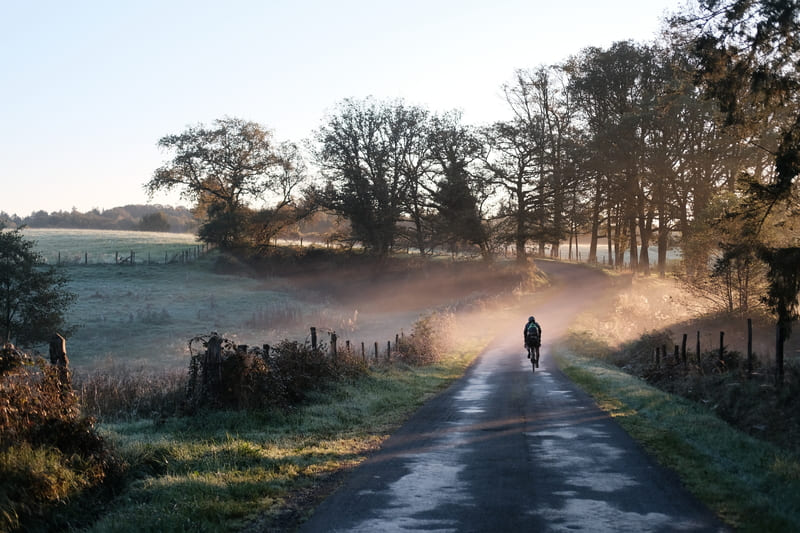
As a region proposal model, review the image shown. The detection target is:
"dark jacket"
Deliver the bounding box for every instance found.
[524,320,541,346]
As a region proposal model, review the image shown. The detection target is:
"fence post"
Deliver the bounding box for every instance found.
[747,318,753,379]
[374,341,378,361]
[49,333,68,367]
[777,323,785,387]
[696,331,701,367]
[361,341,365,361]
[85,252,88,265]
[719,331,725,366]
[48,333,70,386]
[331,332,337,358]
[681,334,687,366]
[310,327,317,350]
[387,341,391,361]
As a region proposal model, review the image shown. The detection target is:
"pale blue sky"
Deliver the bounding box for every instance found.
[1,0,684,217]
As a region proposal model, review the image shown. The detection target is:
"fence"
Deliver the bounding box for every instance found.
[651,318,788,384]
[233,326,409,364]
[48,243,213,266]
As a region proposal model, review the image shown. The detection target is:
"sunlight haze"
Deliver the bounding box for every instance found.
[1,0,683,217]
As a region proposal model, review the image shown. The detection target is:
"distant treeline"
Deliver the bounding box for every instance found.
[0,205,199,233]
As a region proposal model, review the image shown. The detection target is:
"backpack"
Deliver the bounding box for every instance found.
[525,322,540,345]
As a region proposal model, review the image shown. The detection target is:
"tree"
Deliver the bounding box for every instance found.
[483,116,546,263]
[568,41,662,273]
[0,226,75,347]
[674,0,800,381]
[139,212,171,232]
[313,98,428,256]
[428,112,492,259]
[146,117,299,248]
[503,66,578,258]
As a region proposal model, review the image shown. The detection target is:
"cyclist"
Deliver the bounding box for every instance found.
[524,316,542,368]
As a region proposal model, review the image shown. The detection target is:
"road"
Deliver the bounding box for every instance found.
[298,261,729,532]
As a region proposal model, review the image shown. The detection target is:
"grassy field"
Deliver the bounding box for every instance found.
[62,260,307,370]
[21,229,416,371]
[23,228,202,265]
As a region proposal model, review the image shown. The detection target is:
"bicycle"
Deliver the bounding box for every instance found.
[526,343,540,372]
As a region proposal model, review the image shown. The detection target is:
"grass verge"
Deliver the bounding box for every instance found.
[82,342,484,532]
[553,339,800,532]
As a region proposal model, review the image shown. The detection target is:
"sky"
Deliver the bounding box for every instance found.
[1,0,686,217]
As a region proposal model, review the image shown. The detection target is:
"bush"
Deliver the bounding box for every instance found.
[185,333,367,412]
[0,343,120,532]
[397,311,456,365]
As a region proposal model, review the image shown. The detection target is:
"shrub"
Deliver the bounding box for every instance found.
[0,343,120,532]
[397,311,456,365]
[185,333,367,412]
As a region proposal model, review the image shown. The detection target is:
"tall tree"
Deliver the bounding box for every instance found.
[568,41,660,273]
[503,66,578,257]
[427,112,492,259]
[313,98,429,256]
[483,119,542,263]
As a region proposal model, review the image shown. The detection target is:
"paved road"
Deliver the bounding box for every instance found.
[298,262,729,532]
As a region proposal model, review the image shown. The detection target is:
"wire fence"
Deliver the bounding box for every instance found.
[42,243,214,266]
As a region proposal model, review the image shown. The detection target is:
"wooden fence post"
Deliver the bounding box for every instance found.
[387,341,391,361]
[747,318,753,378]
[49,333,69,367]
[681,334,687,366]
[719,331,725,366]
[696,331,701,367]
[331,332,337,358]
[777,323,785,387]
[310,327,317,350]
[374,341,378,360]
[361,341,365,361]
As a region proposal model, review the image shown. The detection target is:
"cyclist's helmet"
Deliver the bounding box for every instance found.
[528,316,535,322]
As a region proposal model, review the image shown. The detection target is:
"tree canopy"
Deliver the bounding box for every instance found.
[146,117,306,248]
[0,226,75,347]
